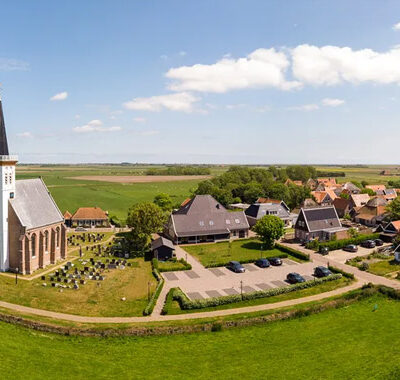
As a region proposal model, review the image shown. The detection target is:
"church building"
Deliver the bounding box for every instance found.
[0,99,67,274]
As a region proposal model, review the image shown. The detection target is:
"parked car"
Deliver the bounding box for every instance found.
[227,261,245,273]
[314,266,332,278]
[287,272,305,284]
[361,240,376,249]
[255,258,270,268]
[75,227,87,232]
[374,239,384,247]
[269,257,283,266]
[343,244,358,253]
[319,246,329,255]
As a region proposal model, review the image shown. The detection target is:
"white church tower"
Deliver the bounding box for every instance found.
[0,98,18,271]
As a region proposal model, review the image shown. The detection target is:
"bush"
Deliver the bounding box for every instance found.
[172,274,342,310]
[328,265,355,280]
[211,322,223,332]
[275,243,310,261]
[307,233,380,251]
[359,262,369,271]
[158,258,192,272]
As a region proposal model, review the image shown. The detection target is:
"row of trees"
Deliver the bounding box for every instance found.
[194,166,312,208]
[145,166,211,176]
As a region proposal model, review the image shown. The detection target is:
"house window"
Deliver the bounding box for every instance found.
[235,219,240,224]
[226,219,231,224]
[9,175,12,184]
[9,192,14,199]
[4,175,7,185]
[209,220,214,226]
[199,221,204,226]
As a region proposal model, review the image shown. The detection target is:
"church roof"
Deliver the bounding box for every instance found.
[10,178,64,230]
[0,100,10,155]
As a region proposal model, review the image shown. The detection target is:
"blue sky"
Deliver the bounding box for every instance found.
[2,0,400,164]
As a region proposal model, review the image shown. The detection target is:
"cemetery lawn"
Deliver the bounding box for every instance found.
[184,239,304,267]
[67,232,115,249]
[1,293,400,379]
[0,257,156,317]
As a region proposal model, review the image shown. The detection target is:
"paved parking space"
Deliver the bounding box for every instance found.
[162,246,320,299]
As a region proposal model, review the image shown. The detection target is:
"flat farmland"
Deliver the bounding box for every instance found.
[16,165,207,222]
[68,175,212,183]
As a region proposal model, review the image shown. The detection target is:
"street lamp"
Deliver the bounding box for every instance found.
[15,267,19,285]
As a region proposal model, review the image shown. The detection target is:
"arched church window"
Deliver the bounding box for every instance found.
[56,227,60,248]
[44,231,49,252]
[31,234,36,258]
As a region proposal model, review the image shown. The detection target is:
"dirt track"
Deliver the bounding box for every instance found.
[68,175,212,183]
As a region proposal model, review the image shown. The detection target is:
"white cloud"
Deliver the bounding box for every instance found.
[50,91,68,101]
[73,120,121,133]
[292,44,400,86]
[133,117,146,123]
[166,48,301,93]
[160,54,168,60]
[0,58,29,71]
[322,98,345,107]
[393,22,400,30]
[226,104,246,110]
[123,92,200,113]
[179,51,187,56]
[288,104,319,111]
[16,131,33,138]
[74,114,81,119]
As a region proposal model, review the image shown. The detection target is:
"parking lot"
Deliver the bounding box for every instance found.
[162,257,319,300]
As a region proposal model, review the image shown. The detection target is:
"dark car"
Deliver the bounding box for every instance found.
[287,272,305,284]
[374,239,384,247]
[343,244,358,253]
[227,261,245,273]
[269,257,283,266]
[314,266,332,278]
[319,246,329,255]
[361,240,376,249]
[255,258,270,268]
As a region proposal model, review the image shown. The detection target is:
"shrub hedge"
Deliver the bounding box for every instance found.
[328,265,355,280]
[205,253,289,268]
[307,233,380,251]
[275,243,310,261]
[161,287,176,315]
[158,258,192,272]
[172,274,342,310]
[143,261,164,316]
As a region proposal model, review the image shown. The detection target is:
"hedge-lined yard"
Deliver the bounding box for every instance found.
[184,239,307,267]
[306,233,380,251]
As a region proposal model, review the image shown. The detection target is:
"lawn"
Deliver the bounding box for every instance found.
[1,293,400,379]
[347,254,400,277]
[164,276,351,315]
[0,256,156,317]
[183,238,301,267]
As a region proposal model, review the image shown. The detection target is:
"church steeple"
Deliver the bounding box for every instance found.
[0,99,9,156]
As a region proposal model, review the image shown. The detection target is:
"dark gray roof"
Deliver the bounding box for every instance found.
[384,188,397,196]
[10,178,64,230]
[245,202,291,220]
[0,100,9,155]
[302,206,342,232]
[151,236,175,250]
[171,195,249,237]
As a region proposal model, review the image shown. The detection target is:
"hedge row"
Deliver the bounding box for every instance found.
[205,253,289,268]
[158,258,192,272]
[161,288,176,315]
[328,265,355,280]
[143,261,164,316]
[307,233,380,251]
[275,243,310,261]
[172,274,342,310]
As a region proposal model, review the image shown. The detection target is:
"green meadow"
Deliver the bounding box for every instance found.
[1,293,400,379]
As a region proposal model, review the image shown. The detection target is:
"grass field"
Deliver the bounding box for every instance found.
[16,165,202,222]
[1,293,400,379]
[183,239,303,267]
[0,256,156,317]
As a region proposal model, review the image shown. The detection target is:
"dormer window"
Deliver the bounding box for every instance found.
[199,221,204,226]
[235,219,240,224]
[209,220,214,226]
[226,219,231,224]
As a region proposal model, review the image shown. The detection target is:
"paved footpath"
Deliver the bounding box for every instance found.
[0,242,398,324]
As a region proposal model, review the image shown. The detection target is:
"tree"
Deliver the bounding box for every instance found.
[361,180,369,188]
[126,203,167,253]
[153,193,173,211]
[340,192,350,200]
[387,196,400,220]
[348,227,359,238]
[253,215,285,249]
[361,188,376,196]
